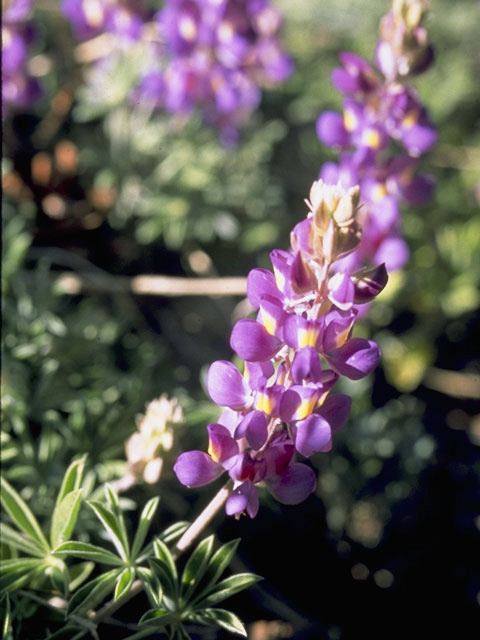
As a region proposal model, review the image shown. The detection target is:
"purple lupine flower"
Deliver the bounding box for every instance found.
[316,0,436,273]
[150,0,292,141]
[174,180,388,518]
[2,0,41,116]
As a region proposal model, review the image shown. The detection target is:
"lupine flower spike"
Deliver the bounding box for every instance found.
[2,0,42,115]
[316,0,436,272]
[175,181,388,518]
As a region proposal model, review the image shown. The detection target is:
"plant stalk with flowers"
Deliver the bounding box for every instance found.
[316,0,436,272]
[2,0,42,116]
[175,179,388,518]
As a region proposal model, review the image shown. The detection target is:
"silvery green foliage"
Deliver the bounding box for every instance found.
[0,459,258,639]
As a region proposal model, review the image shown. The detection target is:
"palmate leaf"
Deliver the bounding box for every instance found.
[137,566,163,608]
[180,535,214,602]
[50,490,83,549]
[68,561,95,592]
[130,496,160,562]
[0,560,47,594]
[1,594,12,640]
[0,523,46,558]
[54,456,87,510]
[67,568,120,616]
[159,521,190,545]
[53,541,123,566]
[153,539,178,585]
[87,501,129,562]
[148,559,177,603]
[0,477,49,553]
[114,566,136,601]
[195,608,247,637]
[191,538,240,601]
[139,608,176,627]
[104,485,130,556]
[199,573,262,608]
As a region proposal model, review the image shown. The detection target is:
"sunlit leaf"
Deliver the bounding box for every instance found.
[137,566,163,608]
[152,539,177,585]
[0,524,46,558]
[195,538,240,597]
[196,608,247,637]
[54,541,123,566]
[0,477,49,553]
[131,496,160,561]
[181,535,214,602]
[50,490,83,549]
[200,574,262,607]
[1,593,11,640]
[139,608,176,626]
[148,558,177,602]
[0,560,47,595]
[159,522,190,545]
[68,561,95,592]
[114,567,136,601]
[87,501,129,562]
[54,456,87,509]
[67,569,119,616]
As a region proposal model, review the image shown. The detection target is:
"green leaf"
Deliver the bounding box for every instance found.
[0,477,49,553]
[196,538,240,596]
[180,535,214,602]
[0,558,43,574]
[197,608,246,637]
[148,558,177,603]
[153,538,177,584]
[139,608,176,626]
[54,456,87,510]
[201,573,262,607]
[159,521,190,545]
[67,569,119,615]
[68,561,95,592]
[114,567,135,601]
[0,523,46,558]
[54,541,123,566]
[87,501,129,562]
[175,624,192,640]
[104,485,130,559]
[1,594,11,640]
[0,561,47,594]
[131,496,160,561]
[50,490,83,548]
[137,567,163,608]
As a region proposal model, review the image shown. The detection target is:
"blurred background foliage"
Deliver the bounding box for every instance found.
[2,0,480,638]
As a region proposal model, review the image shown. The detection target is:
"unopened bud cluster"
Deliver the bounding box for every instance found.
[126,395,183,485]
[174,181,388,518]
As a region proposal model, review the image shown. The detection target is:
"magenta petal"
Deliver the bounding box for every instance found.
[247,268,279,308]
[326,338,381,380]
[316,111,350,147]
[374,237,409,271]
[230,319,281,362]
[235,410,268,450]
[226,481,259,518]
[207,424,239,463]
[295,414,332,457]
[266,463,316,505]
[174,451,223,488]
[291,346,323,384]
[207,360,248,409]
[318,394,352,433]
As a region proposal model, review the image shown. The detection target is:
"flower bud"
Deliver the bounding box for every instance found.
[351,263,389,303]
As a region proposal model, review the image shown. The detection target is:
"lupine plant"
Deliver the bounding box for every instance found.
[1,0,42,115]
[316,0,436,272]
[61,0,292,143]
[175,180,388,517]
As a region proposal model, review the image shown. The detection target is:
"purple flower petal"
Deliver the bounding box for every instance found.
[230,319,281,362]
[247,268,279,308]
[317,393,352,433]
[207,360,248,409]
[266,463,316,505]
[294,414,332,457]
[174,451,223,487]
[291,346,323,384]
[207,423,239,464]
[226,481,259,518]
[316,111,350,147]
[235,410,268,450]
[326,337,381,380]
